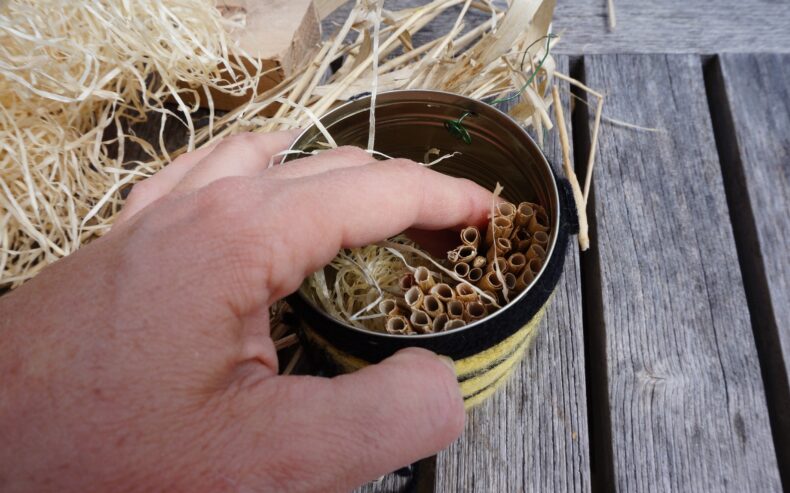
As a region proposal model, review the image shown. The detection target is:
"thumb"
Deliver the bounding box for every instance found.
[231,348,465,492]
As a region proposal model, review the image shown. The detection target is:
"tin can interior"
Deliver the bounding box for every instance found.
[288,90,560,334]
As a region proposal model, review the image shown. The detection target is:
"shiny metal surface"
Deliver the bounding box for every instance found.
[288,89,560,338]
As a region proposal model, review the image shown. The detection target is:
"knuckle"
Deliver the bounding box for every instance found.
[330,145,371,162]
[222,131,257,148]
[125,179,154,205]
[193,176,285,298]
[196,176,248,214]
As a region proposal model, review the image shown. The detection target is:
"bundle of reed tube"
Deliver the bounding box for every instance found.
[378,200,550,335]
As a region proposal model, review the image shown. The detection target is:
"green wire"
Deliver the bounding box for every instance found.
[444,34,557,144]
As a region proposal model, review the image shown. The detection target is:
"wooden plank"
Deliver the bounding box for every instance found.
[552,0,790,54]
[435,56,592,493]
[323,0,790,55]
[712,53,790,486]
[582,53,782,491]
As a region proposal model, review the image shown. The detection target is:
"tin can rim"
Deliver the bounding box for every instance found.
[287,89,561,339]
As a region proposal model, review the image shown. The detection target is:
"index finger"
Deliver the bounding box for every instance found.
[253,159,493,303]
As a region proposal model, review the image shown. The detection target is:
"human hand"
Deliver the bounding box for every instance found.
[0,131,493,492]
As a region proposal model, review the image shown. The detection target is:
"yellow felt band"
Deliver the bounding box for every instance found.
[298,303,549,407]
[453,306,546,380]
[459,311,543,408]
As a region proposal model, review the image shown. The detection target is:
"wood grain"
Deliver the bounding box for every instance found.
[325,0,790,55]
[582,53,782,491]
[710,53,790,488]
[553,0,790,54]
[434,56,592,493]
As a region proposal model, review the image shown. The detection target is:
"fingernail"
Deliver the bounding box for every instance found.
[438,355,456,375]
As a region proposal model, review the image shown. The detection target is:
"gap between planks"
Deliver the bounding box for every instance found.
[569,55,615,493]
[702,54,790,492]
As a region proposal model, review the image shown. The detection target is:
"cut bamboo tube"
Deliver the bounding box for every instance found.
[444,319,467,331]
[386,315,412,334]
[532,230,549,249]
[507,252,527,274]
[454,261,471,279]
[399,273,415,291]
[486,237,512,263]
[430,283,455,302]
[504,272,517,291]
[456,282,478,303]
[423,295,445,318]
[378,299,400,317]
[464,300,488,322]
[495,201,516,220]
[515,202,535,227]
[405,286,424,310]
[414,266,436,292]
[525,243,546,260]
[447,300,465,320]
[432,313,449,332]
[477,270,503,292]
[410,310,433,334]
[460,226,481,248]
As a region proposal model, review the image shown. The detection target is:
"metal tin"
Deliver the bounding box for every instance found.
[285,90,576,363]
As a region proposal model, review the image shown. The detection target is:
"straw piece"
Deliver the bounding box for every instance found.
[486,237,512,263]
[275,333,298,351]
[607,0,617,30]
[460,226,481,248]
[528,257,543,273]
[551,84,590,251]
[486,256,508,275]
[366,0,384,151]
[472,255,487,269]
[485,216,514,245]
[453,261,471,279]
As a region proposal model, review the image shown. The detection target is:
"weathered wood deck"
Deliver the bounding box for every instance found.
[128,5,790,491]
[353,54,790,493]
